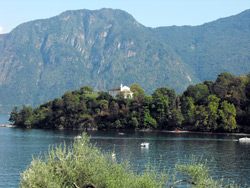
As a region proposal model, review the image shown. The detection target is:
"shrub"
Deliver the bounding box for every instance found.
[19,133,168,188]
[19,134,242,188]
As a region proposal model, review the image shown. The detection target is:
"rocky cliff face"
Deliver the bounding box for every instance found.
[0,9,196,113]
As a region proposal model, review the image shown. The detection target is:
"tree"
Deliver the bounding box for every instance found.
[184,84,209,105]
[116,91,126,100]
[181,97,195,124]
[142,107,157,129]
[245,73,250,100]
[193,95,221,131]
[78,114,94,130]
[52,98,64,111]
[131,95,144,124]
[206,95,220,131]
[204,80,214,94]
[194,105,208,130]
[16,105,33,127]
[119,104,130,118]
[219,101,237,132]
[97,91,113,101]
[97,100,109,117]
[214,73,248,112]
[130,84,146,98]
[62,91,77,113]
[9,106,18,123]
[153,87,176,110]
[213,72,234,100]
[151,87,176,126]
[109,101,119,121]
[169,109,184,129]
[129,117,139,129]
[80,85,93,94]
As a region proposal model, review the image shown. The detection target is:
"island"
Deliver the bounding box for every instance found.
[9,72,250,134]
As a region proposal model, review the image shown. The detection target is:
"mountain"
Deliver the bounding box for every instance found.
[155,9,250,81]
[0,8,197,113]
[0,8,250,113]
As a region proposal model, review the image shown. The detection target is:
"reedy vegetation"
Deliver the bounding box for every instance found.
[10,72,250,133]
[19,133,240,188]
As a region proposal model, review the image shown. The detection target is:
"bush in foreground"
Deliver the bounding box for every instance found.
[19,134,241,188]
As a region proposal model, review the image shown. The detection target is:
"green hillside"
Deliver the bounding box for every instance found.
[0,9,196,113]
[155,9,250,81]
[1,8,250,113]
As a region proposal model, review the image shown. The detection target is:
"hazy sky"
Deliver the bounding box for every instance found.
[1,0,250,34]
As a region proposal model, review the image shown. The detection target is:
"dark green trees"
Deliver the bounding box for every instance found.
[151,87,177,128]
[181,72,248,132]
[9,72,250,133]
[11,105,33,128]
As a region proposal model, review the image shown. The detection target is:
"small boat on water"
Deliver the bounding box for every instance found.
[239,137,250,142]
[111,152,116,158]
[74,135,82,139]
[1,124,17,128]
[141,142,149,147]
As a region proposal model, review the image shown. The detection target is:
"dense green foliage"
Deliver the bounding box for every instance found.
[10,72,250,133]
[20,133,169,188]
[2,8,250,113]
[19,133,239,188]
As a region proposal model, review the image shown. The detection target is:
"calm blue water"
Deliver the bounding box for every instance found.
[0,114,250,187]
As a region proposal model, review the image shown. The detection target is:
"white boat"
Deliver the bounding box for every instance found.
[74,135,82,139]
[111,152,116,158]
[239,137,250,142]
[141,142,149,147]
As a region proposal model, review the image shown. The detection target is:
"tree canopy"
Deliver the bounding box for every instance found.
[10,72,250,133]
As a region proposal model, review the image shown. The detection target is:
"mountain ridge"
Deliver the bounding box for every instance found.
[155,8,250,81]
[0,8,196,113]
[0,8,250,113]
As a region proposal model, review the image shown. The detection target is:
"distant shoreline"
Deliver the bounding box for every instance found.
[162,130,250,136]
[136,129,250,136]
[2,123,249,137]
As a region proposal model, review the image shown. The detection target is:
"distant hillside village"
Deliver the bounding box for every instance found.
[108,84,133,98]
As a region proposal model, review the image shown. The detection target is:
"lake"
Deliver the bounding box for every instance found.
[0,114,250,187]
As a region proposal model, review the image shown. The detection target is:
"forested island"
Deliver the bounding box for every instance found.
[9,72,250,133]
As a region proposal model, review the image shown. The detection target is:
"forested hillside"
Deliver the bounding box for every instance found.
[10,72,250,133]
[155,9,250,81]
[0,9,196,113]
[1,8,250,113]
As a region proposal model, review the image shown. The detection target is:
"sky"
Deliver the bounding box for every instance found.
[1,0,250,34]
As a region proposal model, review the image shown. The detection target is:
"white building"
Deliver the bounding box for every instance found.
[109,84,133,98]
